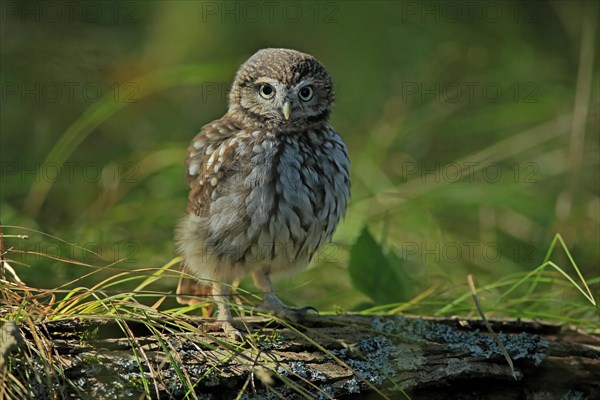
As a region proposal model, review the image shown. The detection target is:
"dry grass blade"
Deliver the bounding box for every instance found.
[110,306,161,399]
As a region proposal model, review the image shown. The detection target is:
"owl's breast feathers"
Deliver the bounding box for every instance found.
[184,117,350,271]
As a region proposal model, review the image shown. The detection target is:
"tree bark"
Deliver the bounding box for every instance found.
[2,314,599,399]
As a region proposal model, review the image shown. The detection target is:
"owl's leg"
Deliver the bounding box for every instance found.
[251,271,317,322]
[212,282,243,341]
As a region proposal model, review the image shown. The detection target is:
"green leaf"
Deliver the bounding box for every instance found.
[348,227,413,305]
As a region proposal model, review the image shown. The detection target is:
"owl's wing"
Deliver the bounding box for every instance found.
[184,118,241,216]
[176,117,241,306]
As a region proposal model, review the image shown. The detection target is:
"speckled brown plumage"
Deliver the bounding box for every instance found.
[175,48,350,338]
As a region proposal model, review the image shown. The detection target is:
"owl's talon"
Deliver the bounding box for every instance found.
[222,321,244,342]
[297,305,319,315]
[254,301,319,322]
[203,320,245,341]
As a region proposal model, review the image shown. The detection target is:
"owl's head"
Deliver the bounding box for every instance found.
[228,48,335,132]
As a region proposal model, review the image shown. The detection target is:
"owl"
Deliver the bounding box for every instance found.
[175,48,350,338]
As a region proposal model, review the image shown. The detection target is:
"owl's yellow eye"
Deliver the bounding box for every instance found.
[299,86,313,101]
[259,84,275,99]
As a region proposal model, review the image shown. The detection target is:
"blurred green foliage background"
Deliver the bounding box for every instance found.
[1,1,598,316]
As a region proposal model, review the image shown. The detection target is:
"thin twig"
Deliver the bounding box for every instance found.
[467,274,516,380]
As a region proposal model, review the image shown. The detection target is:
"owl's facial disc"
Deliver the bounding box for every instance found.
[229,49,334,132]
[250,77,324,124]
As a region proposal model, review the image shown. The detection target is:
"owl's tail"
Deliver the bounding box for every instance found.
[176,263,215,317]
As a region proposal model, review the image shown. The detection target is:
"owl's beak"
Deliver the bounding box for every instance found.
[282,102,292,120]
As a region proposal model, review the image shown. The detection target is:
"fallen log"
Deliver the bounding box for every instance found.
[1,314,599,399]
